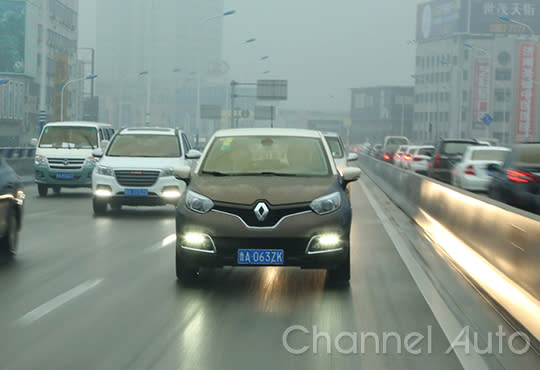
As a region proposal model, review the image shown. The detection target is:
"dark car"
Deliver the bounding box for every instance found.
[173,128,361,284]
[428,139,486,183]
[0,158,25,258]
[487,143,540,214]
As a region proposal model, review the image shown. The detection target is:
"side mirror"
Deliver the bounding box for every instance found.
[92,148,104,158]
[100,140,109,149]
[185,149,202,160]
[30,138,38,146]
[174,165,192,182]
[487,163,502,173]
[342,167,362,187]
[347,153,359,162]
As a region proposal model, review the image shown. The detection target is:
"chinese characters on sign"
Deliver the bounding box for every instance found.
[482,2,536,16]
[516,42,537,142]
[473,58,491,123]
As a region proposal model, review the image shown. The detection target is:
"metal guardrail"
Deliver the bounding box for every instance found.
[359,154,540,340]
[0,147,36,159]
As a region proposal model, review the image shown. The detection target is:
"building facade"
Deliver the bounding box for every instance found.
[414,0,540,144]
[0,0,81,146]
[96,0,226,135]
[350,86,415,144]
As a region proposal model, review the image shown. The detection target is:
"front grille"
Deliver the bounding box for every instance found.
[213,201,311,227]
[48,157,85,170]
[114,170,160,187]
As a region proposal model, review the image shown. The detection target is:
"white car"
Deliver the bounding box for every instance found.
[407,145,434,174]
[451,146,510,192]
[323,132,358,171]
[394,145,409,168]
[91,127,201,214]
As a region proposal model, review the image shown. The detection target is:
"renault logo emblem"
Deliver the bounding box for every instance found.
[254,202,269,222]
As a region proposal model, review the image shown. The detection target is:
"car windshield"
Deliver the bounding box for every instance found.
[39,126,98,149]
[471,150,508,161]
[387,138,408,146]
[442,142,475,155]
[418,148,434,156]
[106,134,181,157]
[516,146,540,166]
[201,136,331,176]
[325,136,344,158]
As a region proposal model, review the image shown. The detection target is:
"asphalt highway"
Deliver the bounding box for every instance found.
[0,178,538,370]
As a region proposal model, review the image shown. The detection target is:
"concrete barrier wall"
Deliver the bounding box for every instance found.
[1,147,35,178]
[359,154,540,305]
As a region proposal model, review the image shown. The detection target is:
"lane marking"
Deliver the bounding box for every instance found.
[15,279,104,327]
[25,210,61,219]
[358,179,490,370]
[144,234,176,253]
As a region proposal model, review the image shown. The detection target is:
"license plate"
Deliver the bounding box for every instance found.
[125,188,148,197]
[237,249,284,265]
[56,172,74,179]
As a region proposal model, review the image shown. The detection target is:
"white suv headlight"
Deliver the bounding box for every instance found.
[310,192,341,215]
[160,168,174,177]
[35,155,47,166]
[186,190,214,214]
[96,165,114,176]
[85,156,99,167]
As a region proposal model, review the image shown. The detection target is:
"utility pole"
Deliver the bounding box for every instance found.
[39,0,49,132]
[230,80,237,128]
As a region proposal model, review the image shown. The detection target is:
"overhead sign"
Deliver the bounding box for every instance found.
[470,0,540,34]
[200,105,222,120]
[256,80,288,101]
[515,42,537,142]
[254,106,275,120]
[416,0,468,41]
[472,57,491,123]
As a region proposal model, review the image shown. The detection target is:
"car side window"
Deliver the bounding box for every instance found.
[182,134,191,153]
[99,129,104,141]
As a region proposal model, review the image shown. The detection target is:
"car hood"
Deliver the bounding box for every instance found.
[99,156,184,169]
[190,175,338,205]
[36,148,94,158]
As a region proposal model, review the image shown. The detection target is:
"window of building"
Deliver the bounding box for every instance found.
[498,51,511,66]
[495,68,511,80]
[462,90,468,103]
[462,70,469,81]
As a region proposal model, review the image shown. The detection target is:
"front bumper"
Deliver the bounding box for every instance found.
[92,172,186,206]
[35,165,94,187]
[175,204,351,269]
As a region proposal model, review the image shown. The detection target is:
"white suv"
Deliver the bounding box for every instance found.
[91,127,201,214]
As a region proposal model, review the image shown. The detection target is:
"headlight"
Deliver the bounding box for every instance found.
[310,192,341,215]
[35,155,47,166]
[160,168,174,177]
[85,156,99,167]
[95,165,114,176]
[185,190,214,214]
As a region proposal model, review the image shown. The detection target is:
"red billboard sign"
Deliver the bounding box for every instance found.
[472,58,491,123]
[516,42,538,142]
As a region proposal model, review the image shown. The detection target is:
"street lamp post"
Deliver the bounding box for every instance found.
[0,78,10,85]
[139,70,150,126]
[60,74,98,121]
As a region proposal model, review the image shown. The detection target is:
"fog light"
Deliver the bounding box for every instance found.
[181,232,215,254]
[95,185,112,197]
[162,187,181,199]
[318,234,340,247]
[306,234,343,254]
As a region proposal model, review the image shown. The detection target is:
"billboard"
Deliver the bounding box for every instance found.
[416,0,469,41]
[472,58,491,123]
[470,0,540,34]
[0,0,37,76]
[515,42,537,142]
[256,80,288,101]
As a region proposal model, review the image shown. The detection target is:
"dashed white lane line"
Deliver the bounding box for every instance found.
[144,234,176,253]
[15,279,104,327]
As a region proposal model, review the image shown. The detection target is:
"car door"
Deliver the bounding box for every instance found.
[0,158,13,235]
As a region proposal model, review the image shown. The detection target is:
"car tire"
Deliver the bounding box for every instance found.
[176,250,198,284]
[37,184,48,197]
[52,186,61,195]
[0,208,18,258]
[92,198,108,215]
[327,249,350,284]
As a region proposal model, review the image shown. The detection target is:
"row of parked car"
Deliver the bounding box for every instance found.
[361,137,540,215]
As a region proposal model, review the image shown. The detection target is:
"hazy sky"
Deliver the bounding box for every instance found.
[79,1,420,112]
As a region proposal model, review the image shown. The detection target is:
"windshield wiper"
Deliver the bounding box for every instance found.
[80,134,95,149]
[255,172,299,177]
[201,170,234,176]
